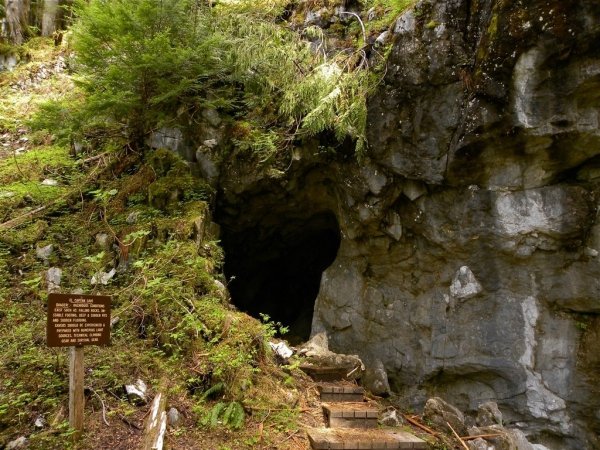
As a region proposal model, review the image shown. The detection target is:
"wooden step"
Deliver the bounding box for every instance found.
[299,364,352,381]
[318,383,364,402]
[307,428,427,449]
[322,402,378,429]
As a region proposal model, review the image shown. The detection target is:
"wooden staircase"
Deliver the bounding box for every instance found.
[306,382,427,450]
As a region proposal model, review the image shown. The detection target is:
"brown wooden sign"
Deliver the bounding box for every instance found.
[47,293,111,347]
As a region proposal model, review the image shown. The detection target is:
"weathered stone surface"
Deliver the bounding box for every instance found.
[269,341,294,361]
[211,0,600,448]
[213,279,228,300]
[95,233,112,249]
[5,436,27,450]
[91,268,116,286]
[362,358,391,397]
[309,1,600,447]
[477,401,503,427]
[195,147,219,185]
[201,109,221,128]
[298,332,364,380]
[34,416,45,429]
[46,267,62,292]
[450,266,482,300]
[125,379,147,405]
[147,128,185,154]
[423,397,467,435]
[469,426,536,450]
[36,244,53,262]
[467,438,489,450]
[167,407,180,428]
[374,30,390,47]
[379,407,402,427]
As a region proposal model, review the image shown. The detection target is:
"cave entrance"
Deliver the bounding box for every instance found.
[219,211,341,344]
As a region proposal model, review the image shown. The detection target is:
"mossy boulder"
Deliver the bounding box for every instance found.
[146,149,211,211]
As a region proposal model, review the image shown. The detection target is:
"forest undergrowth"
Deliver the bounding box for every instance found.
[0,38,324,450]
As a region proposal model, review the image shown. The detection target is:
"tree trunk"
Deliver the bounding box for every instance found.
[41,0,58,36]
[4,0,30,45]
[29,0,45,35]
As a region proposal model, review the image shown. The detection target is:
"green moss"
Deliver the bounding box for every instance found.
[148,178,182,210]
[0,145,75,185]
[0,148,305,448]
[0,178,72,225]
[487,13,499,38]
[146,149,212,211]
[2,180,68,201]
[146,147,188,177]
[0,42,15,56]
[0,220,49,249]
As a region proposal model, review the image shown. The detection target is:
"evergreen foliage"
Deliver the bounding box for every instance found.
[216,3,373,154]
[45,0,377,156]
[71,0,223,147]
[365,0,415,17]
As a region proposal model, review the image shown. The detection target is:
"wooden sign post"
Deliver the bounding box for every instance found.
[47,293,111,438]
[69,346,85,434]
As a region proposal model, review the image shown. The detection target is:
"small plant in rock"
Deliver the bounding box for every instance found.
[259,313,289,340]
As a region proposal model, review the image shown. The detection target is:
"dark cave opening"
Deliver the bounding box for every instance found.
[219,211,341,344]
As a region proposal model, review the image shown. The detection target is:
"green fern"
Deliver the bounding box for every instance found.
[204,401,227,428]
[201,382,225,401]
[222,401,245,430]
[201,401,245,430]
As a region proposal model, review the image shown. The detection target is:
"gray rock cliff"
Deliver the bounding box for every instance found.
[181,1,599,448]
[310,0,600,448]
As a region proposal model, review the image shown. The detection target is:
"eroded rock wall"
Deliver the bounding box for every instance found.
[187,0,600,447]
[311,0,600,448]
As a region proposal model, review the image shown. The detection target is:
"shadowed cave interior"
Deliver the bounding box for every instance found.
[220,211,341,344]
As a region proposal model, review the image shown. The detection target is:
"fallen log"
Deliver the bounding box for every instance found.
[0,205,49,232]
[142,392,167,450]
[0,156,111,232]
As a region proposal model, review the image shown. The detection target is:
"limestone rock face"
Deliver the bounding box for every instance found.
[310,0,600,448]
[362,357,391,397]
[467,438,488,450]
[468,426,537,450]
[477,401,503,427]
[423,396,467,435]
[206,0,599,448]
